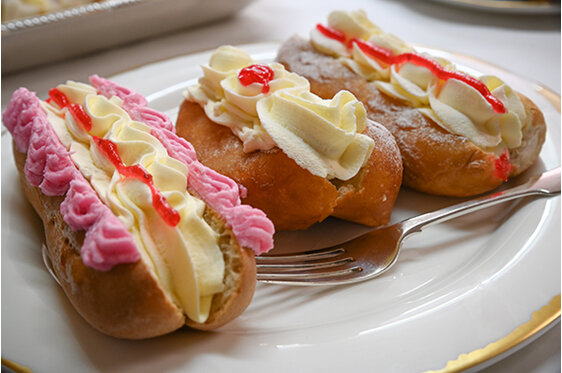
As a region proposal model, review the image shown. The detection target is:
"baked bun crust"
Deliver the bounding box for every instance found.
[176,100,402,230]
[14,145,256,339]
[277,35,547,197]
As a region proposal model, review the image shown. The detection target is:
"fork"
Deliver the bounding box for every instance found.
[256,167,561,286]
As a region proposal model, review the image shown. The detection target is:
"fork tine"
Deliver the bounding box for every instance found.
[256,257,354,272]
[42,243,61,287]
[257,266,363,284]
[255,247,345,263]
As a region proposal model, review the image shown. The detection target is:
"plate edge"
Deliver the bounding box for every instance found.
[110,43,561,372]
[424,294,561,373]
[4,41,558,372]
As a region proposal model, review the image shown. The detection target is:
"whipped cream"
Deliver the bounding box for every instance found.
[90,74,274,255]
[311,10,528,153]
[3,87,141,272]
[44,81,225,323]
[186,46,308,152]
[185,46,374,181]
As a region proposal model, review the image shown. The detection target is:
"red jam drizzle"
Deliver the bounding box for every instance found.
[316,23,346,44]
[238,64,275,94]
[48,88,93,131]
[92,136,181,226]
[47,87,181,227]
[47,87,69,107]
[315,24,506,114]
[494,150,512,181]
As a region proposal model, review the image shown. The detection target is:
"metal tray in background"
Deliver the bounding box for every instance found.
[1,0,254,74]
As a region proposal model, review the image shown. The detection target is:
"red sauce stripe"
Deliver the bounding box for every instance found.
[238,64,275,94]
[68,103,93,131]
[315,24,506,114]
[494,150,513,181]
[316,23,346,43]
[92,136,181,227]
[48,88,70,108]
[48,88,181,227]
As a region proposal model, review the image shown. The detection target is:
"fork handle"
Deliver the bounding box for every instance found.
[403,167,561,234]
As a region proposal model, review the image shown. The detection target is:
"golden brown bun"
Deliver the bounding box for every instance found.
[14,145,256,339]
[176,100,402,230]
[277,35,547,197]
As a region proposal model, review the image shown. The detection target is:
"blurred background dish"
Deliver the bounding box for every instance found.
[2,0,104,22]
[428,0,561,14]
[1,0,255,73]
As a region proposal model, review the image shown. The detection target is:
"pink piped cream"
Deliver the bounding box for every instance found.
[90,75,274,255]
[3,87,140,271]
[3,77,275,323]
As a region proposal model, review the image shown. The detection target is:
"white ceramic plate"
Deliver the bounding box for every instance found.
[1,42,560,373]
[428,0,561,14]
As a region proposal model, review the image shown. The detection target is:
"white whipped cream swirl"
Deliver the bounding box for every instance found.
[310,10,528,153]
[185,46,375,181]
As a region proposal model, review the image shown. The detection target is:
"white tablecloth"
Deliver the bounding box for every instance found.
[2,0,560,371]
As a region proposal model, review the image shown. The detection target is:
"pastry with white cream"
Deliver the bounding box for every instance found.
[277,10,547,196]
[177,46,403,230]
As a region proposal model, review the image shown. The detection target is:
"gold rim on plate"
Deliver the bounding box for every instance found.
[3,42,560,373]
[427,295,560,372]
[1,357,33,373]
[91,45,562,373]
[432,0,559,12]
[426,82,561,372]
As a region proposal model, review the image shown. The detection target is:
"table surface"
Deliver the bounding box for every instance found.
[2,0,560,372]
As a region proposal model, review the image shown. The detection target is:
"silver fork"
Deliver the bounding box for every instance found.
[256,167,561,286]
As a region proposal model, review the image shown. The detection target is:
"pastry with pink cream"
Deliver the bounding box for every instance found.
[3,75,274,339]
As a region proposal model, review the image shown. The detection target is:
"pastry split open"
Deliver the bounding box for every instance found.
[3,76,275,338]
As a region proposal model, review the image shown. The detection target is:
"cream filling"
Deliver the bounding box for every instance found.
[311,9,528,154]
[185,46,374,181]
[43,81,225,323]
[257,89,374,180]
